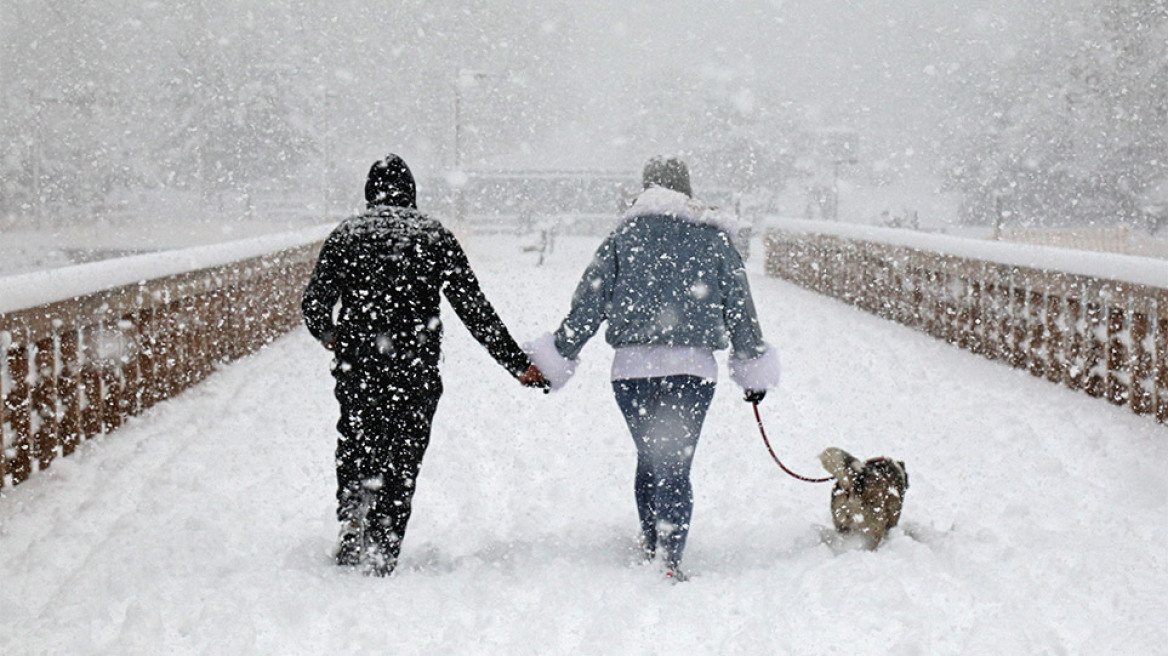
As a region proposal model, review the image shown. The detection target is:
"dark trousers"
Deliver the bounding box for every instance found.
[333,366,442,566]
[613,375,715,567]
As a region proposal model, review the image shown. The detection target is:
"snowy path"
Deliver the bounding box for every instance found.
[2,235,1166,655]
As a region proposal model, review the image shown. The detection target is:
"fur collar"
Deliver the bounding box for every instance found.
[623,187,739,235]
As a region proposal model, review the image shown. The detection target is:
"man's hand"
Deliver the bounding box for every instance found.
[518,364,551,392]
[744,389,766,404]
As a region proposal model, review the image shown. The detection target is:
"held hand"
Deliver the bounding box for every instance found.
[518,364,551,392]
[322,337,337,351]
[744,389,766,404]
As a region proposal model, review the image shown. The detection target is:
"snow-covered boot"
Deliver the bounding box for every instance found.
[335,492,371,568]
[335,518,363,567]
[362,541,397,578]
[638,532,657,563]
[663,559,688,583]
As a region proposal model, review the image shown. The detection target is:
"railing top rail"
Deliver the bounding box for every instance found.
[769,217,1168,291]
[0,223,336,315]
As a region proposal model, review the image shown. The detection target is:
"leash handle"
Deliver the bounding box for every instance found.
[752,401,832,484]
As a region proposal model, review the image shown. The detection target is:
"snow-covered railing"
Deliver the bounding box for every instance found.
[0,225,333,488]
[764,218,1168,423]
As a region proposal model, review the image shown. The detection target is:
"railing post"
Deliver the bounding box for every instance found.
[4,332,32,485]
[1044,290,1065,385]
[78,325,103,440]
[1130,300,1154,416]
[137,305,160,411]
[1156,292,1168,422]
[924,261,942,339]
[58,328,82,456]
[209,287,232,367]
[889,250,910,326]
[188,288,214,387]
[100,343,124,436]
[910,262,925,330]
[1083,292,1106,399]
[985,276,1003,362]
[1104,284,1129,406]
[119,316,143,421]
[0,334,5,487]
[1010,281,1027,369]
[31,333,59,471]
[1065,292,1085,390]
[967,276,984,355]
[156,291,180,402]
[1027,282,1047,380]
[980,270,1003,362]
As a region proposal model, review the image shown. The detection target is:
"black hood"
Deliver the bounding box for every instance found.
[365,154,417,209]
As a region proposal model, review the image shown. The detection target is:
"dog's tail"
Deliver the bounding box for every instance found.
[818,447,858,490]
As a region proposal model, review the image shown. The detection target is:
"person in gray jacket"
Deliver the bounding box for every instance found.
[526,156,780,581]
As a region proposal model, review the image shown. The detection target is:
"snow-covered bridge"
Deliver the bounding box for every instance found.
[1,229,1166,654]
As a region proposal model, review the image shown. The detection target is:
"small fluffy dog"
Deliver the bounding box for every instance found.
[818,447,909,550]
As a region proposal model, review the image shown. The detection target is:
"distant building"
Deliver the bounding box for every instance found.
[428,169,640,235]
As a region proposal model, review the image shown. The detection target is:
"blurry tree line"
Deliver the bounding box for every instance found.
[940,0,1168,231]
[2,0,1165,232]
[0,1,317,224]
[0,0,856,231]
[0,0,573,227]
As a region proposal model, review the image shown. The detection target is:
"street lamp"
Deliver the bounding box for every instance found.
[319,88,337,221]
[452,69,493,232]
[813,128,858,222]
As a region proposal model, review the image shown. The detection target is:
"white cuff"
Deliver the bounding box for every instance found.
[524,333,578,391]
[729,345,780,390]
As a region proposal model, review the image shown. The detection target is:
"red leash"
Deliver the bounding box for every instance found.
[752,401,832,483]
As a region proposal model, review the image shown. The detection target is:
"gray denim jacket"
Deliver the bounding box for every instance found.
[553,188,769,365]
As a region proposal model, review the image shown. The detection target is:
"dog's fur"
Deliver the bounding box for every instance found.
[818,447,908,550]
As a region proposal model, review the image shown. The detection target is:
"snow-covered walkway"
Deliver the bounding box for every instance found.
[2,234,1166,655]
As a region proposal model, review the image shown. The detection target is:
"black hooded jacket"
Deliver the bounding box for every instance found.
[302,156,531,381]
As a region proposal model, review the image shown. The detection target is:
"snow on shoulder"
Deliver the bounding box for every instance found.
[626,187,740,236]
[0,224,337,315]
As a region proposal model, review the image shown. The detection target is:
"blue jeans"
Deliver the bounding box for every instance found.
[613,375,716,567]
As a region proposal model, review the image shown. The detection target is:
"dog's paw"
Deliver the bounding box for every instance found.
[817,527,873,555]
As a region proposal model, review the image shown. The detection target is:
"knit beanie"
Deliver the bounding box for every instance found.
[642,156,692,197]
[365,154,417,208]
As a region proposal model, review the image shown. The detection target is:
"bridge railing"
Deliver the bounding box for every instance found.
[764,219,1168,423]
[0,226,331,489]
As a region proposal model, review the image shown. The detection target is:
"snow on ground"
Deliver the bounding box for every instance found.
[1,233,1166,655]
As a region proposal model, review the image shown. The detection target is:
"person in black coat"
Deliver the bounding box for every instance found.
[302,154,547,576]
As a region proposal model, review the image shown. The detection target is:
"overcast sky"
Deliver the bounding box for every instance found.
[548,0,1074,165]
[0,0,1087,182]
